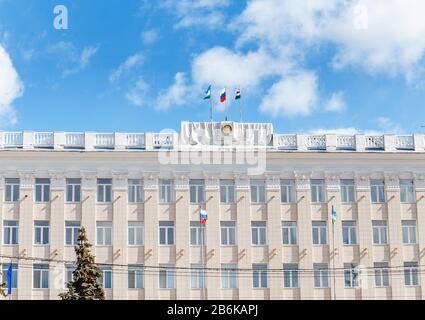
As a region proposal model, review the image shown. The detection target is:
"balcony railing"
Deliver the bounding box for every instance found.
[95,133,115,149]
[126,133,145,149]
[395,135,414,150]
[337,135,356,150]
[34,132,54,148]
[3,132,23,148]
[365,136,384,150]
[153,133,174,149]
[275,134,297,150]
[65,133,85,149]
[307,135,326,150]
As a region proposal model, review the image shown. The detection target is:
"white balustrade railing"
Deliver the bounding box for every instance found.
[395,135,414,150]
[275,134,297,149]
[95,133,115,149]
[337,135,356,150]
[153,133,174,148]
[34,132,54,148]
[3,132,23,148]
[365,135,384,149]
[307,135,326,149]
[65,133,85,148]
[126,133,145,149]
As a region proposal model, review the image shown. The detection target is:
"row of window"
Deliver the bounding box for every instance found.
[3,178,418,204]
[1,262,420,290]
[2,219,419,246]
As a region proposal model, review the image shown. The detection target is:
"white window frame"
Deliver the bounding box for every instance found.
[97,179,112,203]
[282,221,297,245]
[314,263,329,288]
[220,180,235,204]
[159,221,175,245]
[35,178,50,203]
[220,221,236,246]
[1,264,18,289]
[251,221,267,246]
[190,221,205,246]
[128,221,144,246]
[370,180,385,203]
[344,263,359,288]
[128,179,144,203]
[33,264,49,289]
[189,179,205,203]
[190,264,206,289]
[252,264,268,289]
[342,221,358,245]
[64,264,75,288]
[372,220,388,245]
[402,220,417,245]
[280,179,295,203]
[4,178,20,202]
[159,179,174,203]
[404,262,419,287]
[400,180,415,203]
[341,179,356,203]
[34,221,49,245]
[66,178,81,203]
[96,221,112,246]
[312,221,328,245]
[65,221,80,246]
[128,265,144,289]
[3,220,19,245]
[283,264,299,288]
[374,262,390,288]
[221,264,237,289]
[100,267,113,289]
[311,179,326,203]
[159,264,175,289]
[250,180,266,203]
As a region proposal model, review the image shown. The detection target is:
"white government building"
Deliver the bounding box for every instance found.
[0,121,425,300]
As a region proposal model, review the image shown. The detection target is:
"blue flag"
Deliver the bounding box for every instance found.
[6,264,12,295]
[331,206,337,223]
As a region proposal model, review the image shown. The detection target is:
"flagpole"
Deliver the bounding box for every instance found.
[199,206,205,300]
[332,205,336,300]
[210,90,213,122]
[239,86,243,123]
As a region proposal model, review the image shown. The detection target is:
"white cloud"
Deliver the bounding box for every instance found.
[324,92,346,112]
[141,29,159,45]
[63,45,99,76]
[259,72,318,118]
[109,53,144,83]
[375,117,404,133]
[155,72,190,110]
[0,45,24,126]
[309,128,359,135]
[125,77,150,107]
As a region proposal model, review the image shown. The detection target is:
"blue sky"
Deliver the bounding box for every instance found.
[1,0,425,134]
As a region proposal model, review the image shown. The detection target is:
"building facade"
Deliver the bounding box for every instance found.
[1,121,425,300]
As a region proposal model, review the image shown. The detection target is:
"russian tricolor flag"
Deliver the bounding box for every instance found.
[200,209,208,224]
[220,88,226,103]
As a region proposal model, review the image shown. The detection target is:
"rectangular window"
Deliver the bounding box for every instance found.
[97,178,112,203]
[65,221,80,246]
[341,179,356,203]
[1,264,18,289]
[66,178,81,203]
[190,221,206,246]
[371,180,385,203]
[372,220,388,245]
[220,221,236,246]
[190,264,206,289]
[374,262,389,287]
[400,180,415,203]
[35,178,50,203]
[159,264,175,289]
[159,221,175,245]
[283,264,299,288]
[5,178,20,202]
[280,179,295,203]
[282,221,297,245]
[402,220,417,244]
[221,264,237,289]
[342,221,358,245]
[128,265,144,289]
[251,180,266,203]
[65,264,75,287]
[404,262,419,286]
[314,263,329,288]
[311,179,325,203]
[34,221,49,245]
[159,179,174,203]
[252,264,268,289]
[96,221,112,246]
[344,263,359,288]
[189,179,205,203]
[128,221,144,246]
[128,179,144,203]
[100,266,112,289]
[251,221,267,246]
[220,180,235,204]
[33,264,49,289]
[312,221,328,245]
[3,220,18,245]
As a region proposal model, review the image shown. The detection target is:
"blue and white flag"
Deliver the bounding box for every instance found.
[331,206,337,223]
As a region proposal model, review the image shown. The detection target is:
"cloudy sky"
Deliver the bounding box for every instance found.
[1,0,425,134]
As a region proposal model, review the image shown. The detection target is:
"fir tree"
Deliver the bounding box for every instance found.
[59,227,105,300]
[0,271,7,298]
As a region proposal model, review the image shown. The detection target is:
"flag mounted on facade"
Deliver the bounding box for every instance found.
[204,85,211,100]
[200,209,208,223]
[7,263,12,295]
[235,89,241,100]
[220,88,226,103]
[331,206,337,223]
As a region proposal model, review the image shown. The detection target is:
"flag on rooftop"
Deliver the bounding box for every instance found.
[203,85,211,100]
[220,88,226,103]
[235,89,241,100]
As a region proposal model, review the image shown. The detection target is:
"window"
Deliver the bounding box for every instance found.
[66,178,81,203]
[221,221,236,246]
[311,179,325,203]
[100,266,112,289]
[220,180,235,203]
[312,221,327,245]
[128,265,144,289]
[344,263,359,288]
[35,178,50,202]
[65,264,75,287]
[252,264,268,289]
[128,179,144,203]
[159,264,175,289]
[314,263,329,288]
[191,264,206,289]
[97,178,112,203]
[372,220,388,245]
[1,264,17,289]
[34,221,49,245]
[128,221,144,246]
[280,179,295,203]
[3,220,18,245]
[250,180,266,203]
[282,221,297,245]
[404,262,419,286]
[190,221,206,246]
[33,264,49,289]
[96,221,112,246]
[5,178,20,202]
[341,179,356,203]
[251,221,267,246]
[190,179,205,203]
[371,180,385,203]
[342,221,357,245]
[283,264,299,288]
[400,180,415,203]
[159,179,174,203]
[221,264,237,289]
[402,220,417,244]
[374,262,389,287]
[65,221,80,246]
[159,221,175,245]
